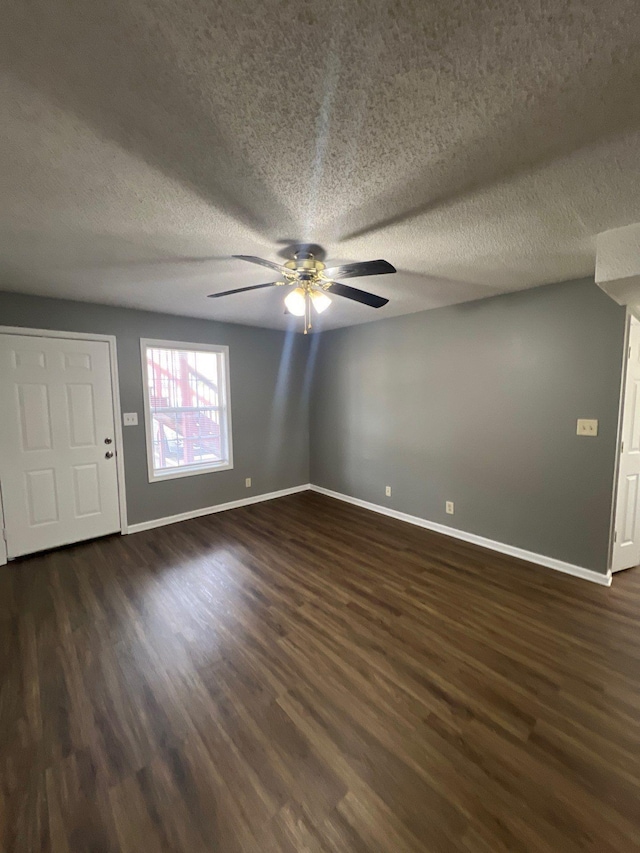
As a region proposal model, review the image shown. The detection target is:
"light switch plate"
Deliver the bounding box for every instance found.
[577,418,598,436]
[123,412,138,426]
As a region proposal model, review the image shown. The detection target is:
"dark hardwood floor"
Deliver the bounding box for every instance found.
[1,491,640,852]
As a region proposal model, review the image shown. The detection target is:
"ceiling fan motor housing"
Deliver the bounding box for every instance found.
[285,252,326,278]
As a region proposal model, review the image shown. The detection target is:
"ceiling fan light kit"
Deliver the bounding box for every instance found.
[209,251,396,333]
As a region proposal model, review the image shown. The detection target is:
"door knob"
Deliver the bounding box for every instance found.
[104,437,113,444]
[105,451,114,459]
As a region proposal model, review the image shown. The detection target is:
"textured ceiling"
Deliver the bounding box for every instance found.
[2,0,640,331]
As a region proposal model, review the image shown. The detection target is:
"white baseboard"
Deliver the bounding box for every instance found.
[309,485,612,586]
[126,484,311,534]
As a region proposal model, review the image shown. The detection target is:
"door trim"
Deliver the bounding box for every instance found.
[0,326,128,540]
[0,481,7,567]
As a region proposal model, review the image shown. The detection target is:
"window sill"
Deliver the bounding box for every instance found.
[148,461,233,483]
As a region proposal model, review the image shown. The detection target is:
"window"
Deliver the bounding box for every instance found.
[141,339,232,481]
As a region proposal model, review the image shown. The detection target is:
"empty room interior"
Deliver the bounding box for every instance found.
[3,1,640,850]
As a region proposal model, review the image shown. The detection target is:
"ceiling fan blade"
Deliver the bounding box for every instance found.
[103,255,228,270]
[208,282,280,298]
[326,281,389,308]
[322,259,396,280]
[232,254,291,275]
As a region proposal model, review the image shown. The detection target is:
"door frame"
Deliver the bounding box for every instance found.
[0,326,128,558]
[608,309,635,573]
[0,481,7,567]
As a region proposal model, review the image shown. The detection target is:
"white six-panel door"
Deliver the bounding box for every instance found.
[612,317,640,572]
[0,334,121,558]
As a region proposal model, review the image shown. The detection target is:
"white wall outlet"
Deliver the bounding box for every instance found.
[245,477,252,488]
[446,501,454,515]
[123,412,138,426]
[577,419,598,436]
[385,486,392,497]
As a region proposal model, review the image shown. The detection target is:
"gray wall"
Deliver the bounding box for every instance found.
[0,279,626,573]
[0,292,310,525]
[309,279,626,573]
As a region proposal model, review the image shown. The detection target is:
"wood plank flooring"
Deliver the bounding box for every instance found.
[1,490,640,852]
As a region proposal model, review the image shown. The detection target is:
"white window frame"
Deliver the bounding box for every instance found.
[140,338,233,483]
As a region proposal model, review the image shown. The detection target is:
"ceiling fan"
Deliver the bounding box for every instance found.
[208,251,396,333]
